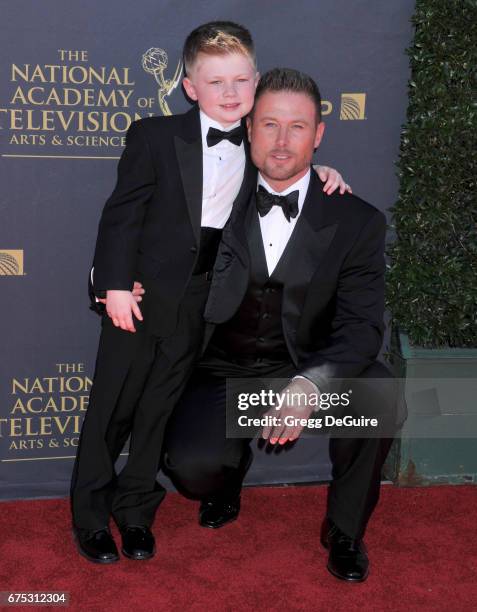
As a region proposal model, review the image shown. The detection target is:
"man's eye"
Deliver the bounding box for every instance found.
[265,122,276,127]
[293,124,304,129]
[210,81,222,85]
[237,78,249,83]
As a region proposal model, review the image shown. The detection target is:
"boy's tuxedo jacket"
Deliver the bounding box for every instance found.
[90,106,255,333]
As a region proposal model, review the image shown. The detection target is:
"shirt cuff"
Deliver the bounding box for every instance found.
[292,375,321,412]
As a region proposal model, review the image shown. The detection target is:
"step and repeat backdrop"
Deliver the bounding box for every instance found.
[0,0,415,499]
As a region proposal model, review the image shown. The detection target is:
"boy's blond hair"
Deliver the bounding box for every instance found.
[183,21,256,75]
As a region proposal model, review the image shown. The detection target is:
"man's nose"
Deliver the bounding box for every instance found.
[275,126,289,147]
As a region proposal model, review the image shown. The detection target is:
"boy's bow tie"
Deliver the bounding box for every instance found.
[206,125,244,147]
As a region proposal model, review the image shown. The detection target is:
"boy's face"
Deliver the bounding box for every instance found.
[183,52,259,128]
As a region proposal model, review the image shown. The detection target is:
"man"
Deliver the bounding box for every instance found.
[162,68,402,582]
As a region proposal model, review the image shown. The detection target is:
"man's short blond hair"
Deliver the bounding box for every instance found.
[183,21,256,75]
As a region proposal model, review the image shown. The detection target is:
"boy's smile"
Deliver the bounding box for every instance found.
[183,52,259,128]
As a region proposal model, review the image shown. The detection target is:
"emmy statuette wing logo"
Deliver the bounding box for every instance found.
[0,250,24,275]
[142,48,183,116]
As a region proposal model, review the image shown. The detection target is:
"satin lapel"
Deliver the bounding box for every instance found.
[246,198,269,282]
[279,171,338,364]
[220,137,257,266]
[174,108,202,246]
[203,151,256,325]
[204,190,255,324]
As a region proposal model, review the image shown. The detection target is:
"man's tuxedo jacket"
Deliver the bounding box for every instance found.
[90,106,255,332]
[204,170,387,392]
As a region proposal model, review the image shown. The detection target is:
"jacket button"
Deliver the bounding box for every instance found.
[262,313,270,319]
[258,337,265,343]
[190,246,198,253]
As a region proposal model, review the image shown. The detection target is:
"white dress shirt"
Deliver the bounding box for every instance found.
[257,169,311,276]
[199,110,246,229]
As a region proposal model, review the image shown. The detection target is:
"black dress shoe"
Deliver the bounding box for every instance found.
[199,496,241,529]
[321,519,369,582]
[119,525,155,560]
[74,527,119,564]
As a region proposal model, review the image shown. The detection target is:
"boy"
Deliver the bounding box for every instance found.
[71,21,348,564]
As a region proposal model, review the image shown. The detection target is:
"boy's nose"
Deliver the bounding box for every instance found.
[223,82,237,97]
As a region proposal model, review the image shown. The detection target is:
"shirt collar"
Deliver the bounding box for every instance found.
[200,110,242,149]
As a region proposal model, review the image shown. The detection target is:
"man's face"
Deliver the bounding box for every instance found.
[183,52,259,128]
[247,91,325,190]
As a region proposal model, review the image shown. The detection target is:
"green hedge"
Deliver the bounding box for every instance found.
[386,0,477,348]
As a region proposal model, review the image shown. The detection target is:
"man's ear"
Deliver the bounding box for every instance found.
[246,116,252,143]
[182,77,198,101]
[314,121,325,150]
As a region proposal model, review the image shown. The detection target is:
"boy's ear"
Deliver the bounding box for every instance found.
[254,72,260,89]
[182,77,198,101]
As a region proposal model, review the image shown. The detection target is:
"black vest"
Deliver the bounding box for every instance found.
[208,209,292,361]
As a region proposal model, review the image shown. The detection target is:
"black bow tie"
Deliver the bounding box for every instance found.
[206,125,244,148]
[256,185,299,222]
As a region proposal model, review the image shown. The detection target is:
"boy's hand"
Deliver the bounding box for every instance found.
[98,281,144,304]
[105,290,143,332]
[314,165,352,195]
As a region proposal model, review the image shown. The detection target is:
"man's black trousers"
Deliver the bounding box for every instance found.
[162,360,398,540]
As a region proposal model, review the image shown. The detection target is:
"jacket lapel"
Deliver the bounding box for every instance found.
[204,169,256,324]
[219,133,256,263]
[174,106,203,246]
[279,171,338,364]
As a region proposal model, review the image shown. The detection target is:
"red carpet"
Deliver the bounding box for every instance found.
[1,485,476,611]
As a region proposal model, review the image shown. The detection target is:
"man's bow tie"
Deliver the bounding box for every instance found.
[206,125,244,148]
[256,185,299,222]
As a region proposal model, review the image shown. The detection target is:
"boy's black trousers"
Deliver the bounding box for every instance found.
[70,274,210,530]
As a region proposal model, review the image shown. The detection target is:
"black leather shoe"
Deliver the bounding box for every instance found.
[74,527,119,564]
[119,525,155,560]
[321,519,369,582]
[199,496,241,529]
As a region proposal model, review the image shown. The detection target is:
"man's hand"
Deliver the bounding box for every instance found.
[98,281,144,304]
[261,378,319,445]
[105,289,143,332]
[314,165,352,195]
[131,281,145,302]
